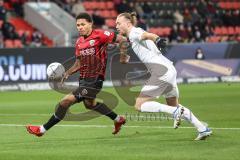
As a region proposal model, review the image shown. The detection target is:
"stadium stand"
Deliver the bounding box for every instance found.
[56,0,240,44]
[0,0,240,48]
[0,0,53,48]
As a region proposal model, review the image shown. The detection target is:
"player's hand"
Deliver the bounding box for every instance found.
[61,72,69,84]
[120,53,130,64]
[155,37,167,50]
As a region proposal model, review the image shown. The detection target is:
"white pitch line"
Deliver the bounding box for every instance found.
[0,124,240,130]
[0,114,51,116]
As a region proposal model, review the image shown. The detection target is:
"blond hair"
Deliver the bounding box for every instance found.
[118,12,137,26]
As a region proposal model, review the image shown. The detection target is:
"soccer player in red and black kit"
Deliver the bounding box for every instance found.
[26,12,129,137]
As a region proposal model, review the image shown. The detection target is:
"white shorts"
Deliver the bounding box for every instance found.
[140,65,179,98]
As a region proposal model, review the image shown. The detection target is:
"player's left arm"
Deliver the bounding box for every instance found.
[141,32,167,51]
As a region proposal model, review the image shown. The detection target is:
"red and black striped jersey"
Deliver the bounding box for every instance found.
[75,29,116,79]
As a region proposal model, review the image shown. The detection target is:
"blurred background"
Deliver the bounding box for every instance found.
[0,2,240,159]
[0,0,240,91]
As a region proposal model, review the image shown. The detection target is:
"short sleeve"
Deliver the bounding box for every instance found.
[129,27,145,42]
[99,30,116,44]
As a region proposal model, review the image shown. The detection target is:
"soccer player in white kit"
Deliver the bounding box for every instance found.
[116,12,212,140]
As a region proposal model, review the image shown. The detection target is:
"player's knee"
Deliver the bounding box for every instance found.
[134,102,142,111]
[83,100,94,110]
[59,95,77,108]
[60,99,74,108]
[84,104,94,110]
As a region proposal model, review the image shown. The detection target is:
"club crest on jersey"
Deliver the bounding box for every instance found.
[89,40,95,46]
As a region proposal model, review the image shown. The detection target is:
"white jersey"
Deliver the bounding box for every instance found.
[129,27,179,98]
[128,27,173,68]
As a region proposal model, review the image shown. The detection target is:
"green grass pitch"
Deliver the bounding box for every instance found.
[0,83,240,160]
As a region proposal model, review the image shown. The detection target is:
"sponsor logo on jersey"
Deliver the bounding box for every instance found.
[80,47,95,56]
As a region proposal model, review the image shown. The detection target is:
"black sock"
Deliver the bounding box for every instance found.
[43,103,68,130]
[43,115,61,130]
[92,102,118,120]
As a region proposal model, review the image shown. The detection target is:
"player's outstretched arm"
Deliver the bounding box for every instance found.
[141,32,167,51]
[61,58,80,83]
[115,35,130,64]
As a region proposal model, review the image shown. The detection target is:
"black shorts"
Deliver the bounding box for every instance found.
[72,77,104,102]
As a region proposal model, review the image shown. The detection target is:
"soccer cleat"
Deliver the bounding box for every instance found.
[26,125,44,137]
[112,116,126,135]
[195,128,212,140]
[173,106,185,129]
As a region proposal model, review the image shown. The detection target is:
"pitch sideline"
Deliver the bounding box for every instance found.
[0,123,240,130]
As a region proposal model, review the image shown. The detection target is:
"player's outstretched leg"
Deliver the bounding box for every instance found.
[83,100,126,135]
[172,105,184,129]
[177,104,212,140]
[139,100,182,128]
[138,100,212,140]
[195,128,212,140]
[26,94,78,137]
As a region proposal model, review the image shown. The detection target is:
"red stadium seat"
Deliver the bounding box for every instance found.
[236,2,240,9]
[91,1,98,10]
[14,39,23,48]
[227,27,235,35]
[225,2,232,9]
[157,28,165,36]
[110,10,118,18]
[208,36,221,43]
[87,10,94,15]
[232,2,239,9]
[235,26,240,34]
[17,30,25,37]
[43,36,53,47]
[100,10,111,18]
[237,36,240,42]
[106,19,116,28]
[221,27,228,35]
[106,1,114,9]
[218,2,225,9]
[83,2,92,10]
[149,27,158,35]
[4,40,14,48]
[0,20,3,29]
[98,2,106,10]
[3,2,12,10]
[9,17,34,32]
[162,27,171,36]
[214,27,222,35]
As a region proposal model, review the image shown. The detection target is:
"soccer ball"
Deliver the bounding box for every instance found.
[46,62,65,79]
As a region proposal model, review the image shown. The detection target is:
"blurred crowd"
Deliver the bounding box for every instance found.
[0,0,50,48]
[1,0,240,48]
[112,0,240,43]
[59,0,240,43]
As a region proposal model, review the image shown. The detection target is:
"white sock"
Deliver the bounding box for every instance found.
[179,104,206,132]
[140,101,177,114]
[40,125,46,133]
[114,115,120,122]
[140,101,206,132]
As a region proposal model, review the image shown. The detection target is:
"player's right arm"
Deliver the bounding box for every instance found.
[141,32,167,51]
[61,58,80,83]
[62,38,82,83]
